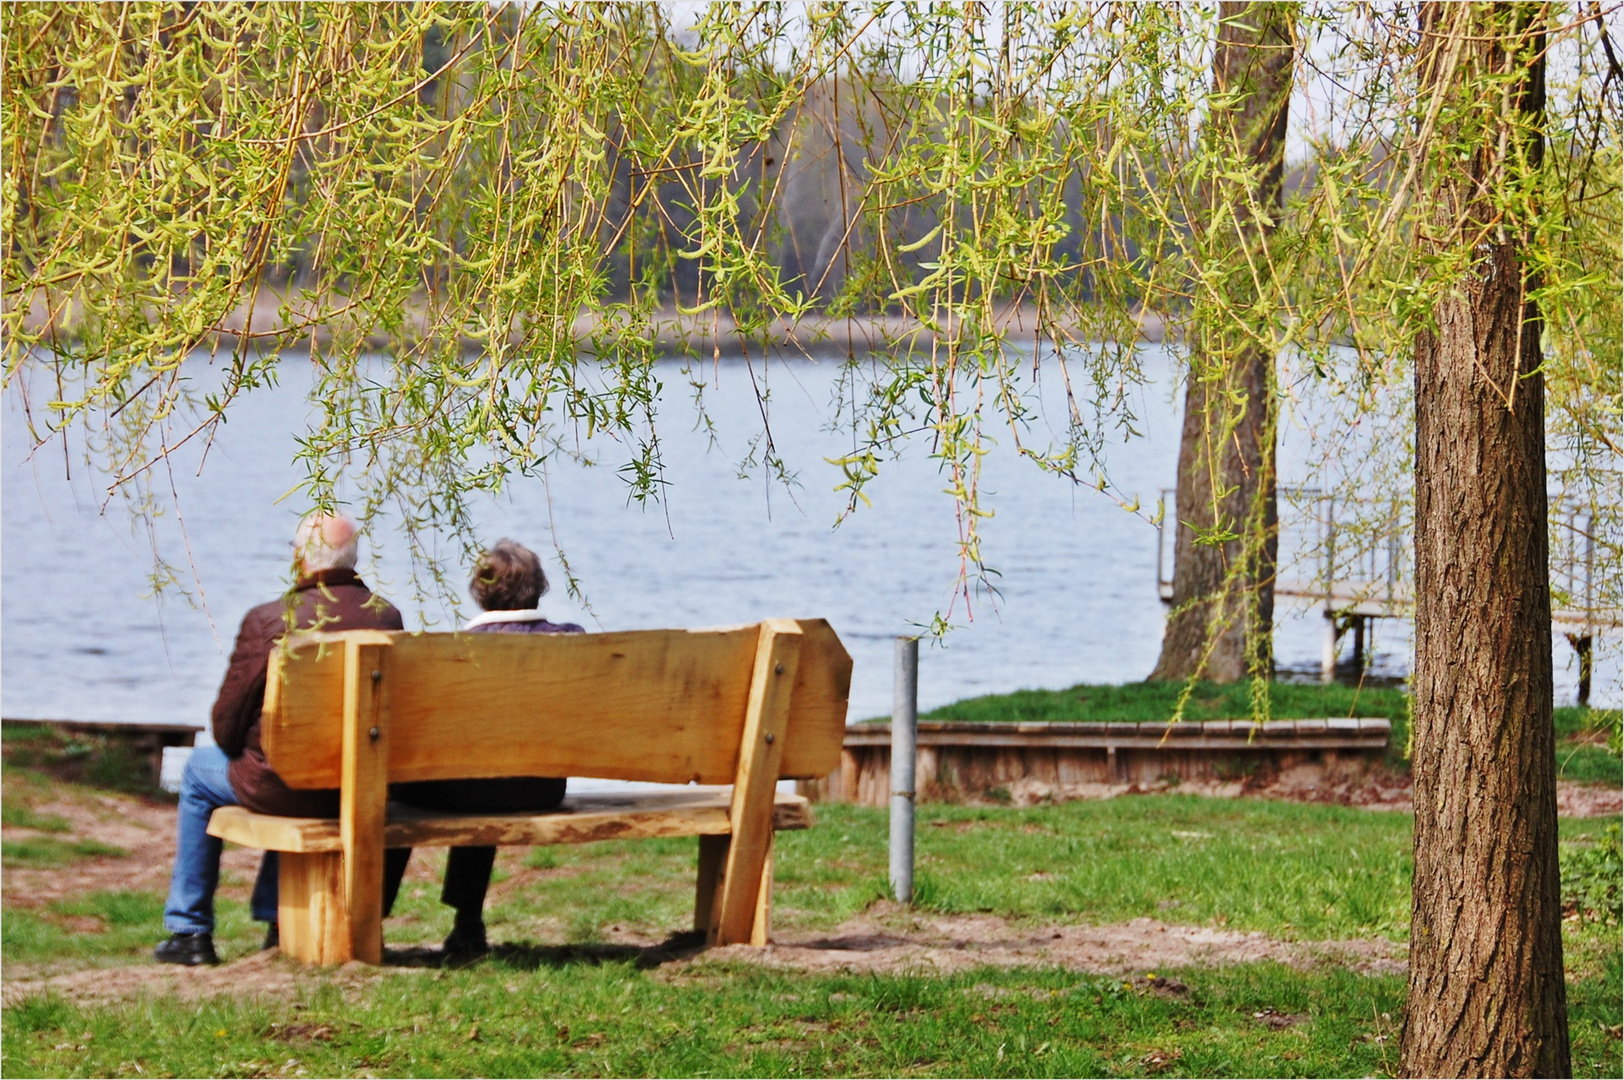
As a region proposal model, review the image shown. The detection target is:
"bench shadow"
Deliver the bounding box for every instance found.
[382,930,710,971]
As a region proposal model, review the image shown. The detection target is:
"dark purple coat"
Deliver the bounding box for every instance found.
[213,568,404,816]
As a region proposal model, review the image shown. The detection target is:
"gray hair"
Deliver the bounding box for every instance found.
[294,513,360,573]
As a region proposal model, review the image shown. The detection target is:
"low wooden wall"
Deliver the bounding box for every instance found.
[799,719,1392,806]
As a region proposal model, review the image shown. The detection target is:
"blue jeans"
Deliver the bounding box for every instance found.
[162,744,278,934]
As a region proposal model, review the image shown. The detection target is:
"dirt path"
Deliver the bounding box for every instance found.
[703,905,1407,980]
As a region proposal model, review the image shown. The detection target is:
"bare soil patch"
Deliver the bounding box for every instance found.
[694,903,1408,980]
[1240,760,1621,817]
[1555,783,1624,818]
[958,757,1621,817]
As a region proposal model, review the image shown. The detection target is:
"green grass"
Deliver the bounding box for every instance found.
[914,681,1410,726]
[0,960,1414,1079]
[3,890,264,974]
[362,801,1420,949]
[0,837,126,867]
[1559,743,1624,785]
[1555,707,1624,785]
[1554,707,1623,742]
[5,891,167,966]
[3,752,1619,1077]
[904,681,1413,768]
[0,722,167,798]
[1,804,72,832]
[5,947,1620,1078]
[788,800,1415,941]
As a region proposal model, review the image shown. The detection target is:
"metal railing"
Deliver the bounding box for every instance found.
[1155,487,1616,629]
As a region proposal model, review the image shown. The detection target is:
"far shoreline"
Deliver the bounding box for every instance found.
[12,289,1171,358]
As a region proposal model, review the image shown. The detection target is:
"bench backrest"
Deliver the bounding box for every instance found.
[262,619,851,789]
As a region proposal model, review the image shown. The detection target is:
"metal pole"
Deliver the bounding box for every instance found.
[1322,495,1337,683]
[890,636,918,905]
[1322,612,1338,683]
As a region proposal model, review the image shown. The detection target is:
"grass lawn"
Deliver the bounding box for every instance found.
[5,958,1418,1078]
[4,767,1621,1077]
[3,704,1619,1077]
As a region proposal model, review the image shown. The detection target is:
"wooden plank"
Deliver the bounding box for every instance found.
[713,619,802,945]
[694,834,728,932]
[389,794,733,847]
[339,639,391,966]
[207,789,816,854]
[208,808,328,852]
[278,851,348,965]
[781,619,852,778]
[263,622,851,790]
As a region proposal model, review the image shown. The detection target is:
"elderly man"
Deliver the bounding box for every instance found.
[155,513,403,965]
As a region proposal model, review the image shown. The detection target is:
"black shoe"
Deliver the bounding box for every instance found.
[154,932,219,966]
[442,921,489,963]
[262,923,280,951]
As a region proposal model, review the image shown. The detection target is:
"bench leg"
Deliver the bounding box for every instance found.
[750,838,774,947]
[278,851,351,965]
[695,834,728,935]
[714,619,801,945]
[699,833,776,946]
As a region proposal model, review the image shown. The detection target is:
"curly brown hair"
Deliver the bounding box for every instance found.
[469,539,547,611]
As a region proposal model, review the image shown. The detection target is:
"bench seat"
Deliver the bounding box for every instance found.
[208,788,814,852]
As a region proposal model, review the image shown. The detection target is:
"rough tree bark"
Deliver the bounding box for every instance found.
[1402,4,1569,1076]
[1150,2,1294,684]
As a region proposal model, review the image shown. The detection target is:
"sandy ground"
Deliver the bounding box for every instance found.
[704,904,1407,980]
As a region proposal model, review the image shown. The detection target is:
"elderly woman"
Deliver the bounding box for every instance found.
[384,539,584,959]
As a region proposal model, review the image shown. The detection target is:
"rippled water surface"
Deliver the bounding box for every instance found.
[3,349,1609,733]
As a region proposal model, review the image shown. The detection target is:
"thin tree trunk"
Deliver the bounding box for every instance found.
[1151,2,1293,684]
[1402,4,1569,1076]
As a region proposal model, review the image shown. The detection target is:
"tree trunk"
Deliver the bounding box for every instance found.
[1402,4,1569,1076]
[1150,3,1293,684]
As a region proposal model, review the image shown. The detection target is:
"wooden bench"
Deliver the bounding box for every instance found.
[207,618,851,965]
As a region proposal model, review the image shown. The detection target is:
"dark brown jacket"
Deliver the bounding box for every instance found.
[213,568,403,815]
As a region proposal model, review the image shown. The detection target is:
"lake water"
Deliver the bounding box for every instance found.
[2,347,1612,736]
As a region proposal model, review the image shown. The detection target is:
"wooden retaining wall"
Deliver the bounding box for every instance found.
[799,719,1392,806]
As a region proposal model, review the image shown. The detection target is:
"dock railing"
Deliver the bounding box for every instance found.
[1156,486,1617,685]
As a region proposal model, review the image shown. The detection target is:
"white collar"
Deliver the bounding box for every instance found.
[463,609,551,630]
